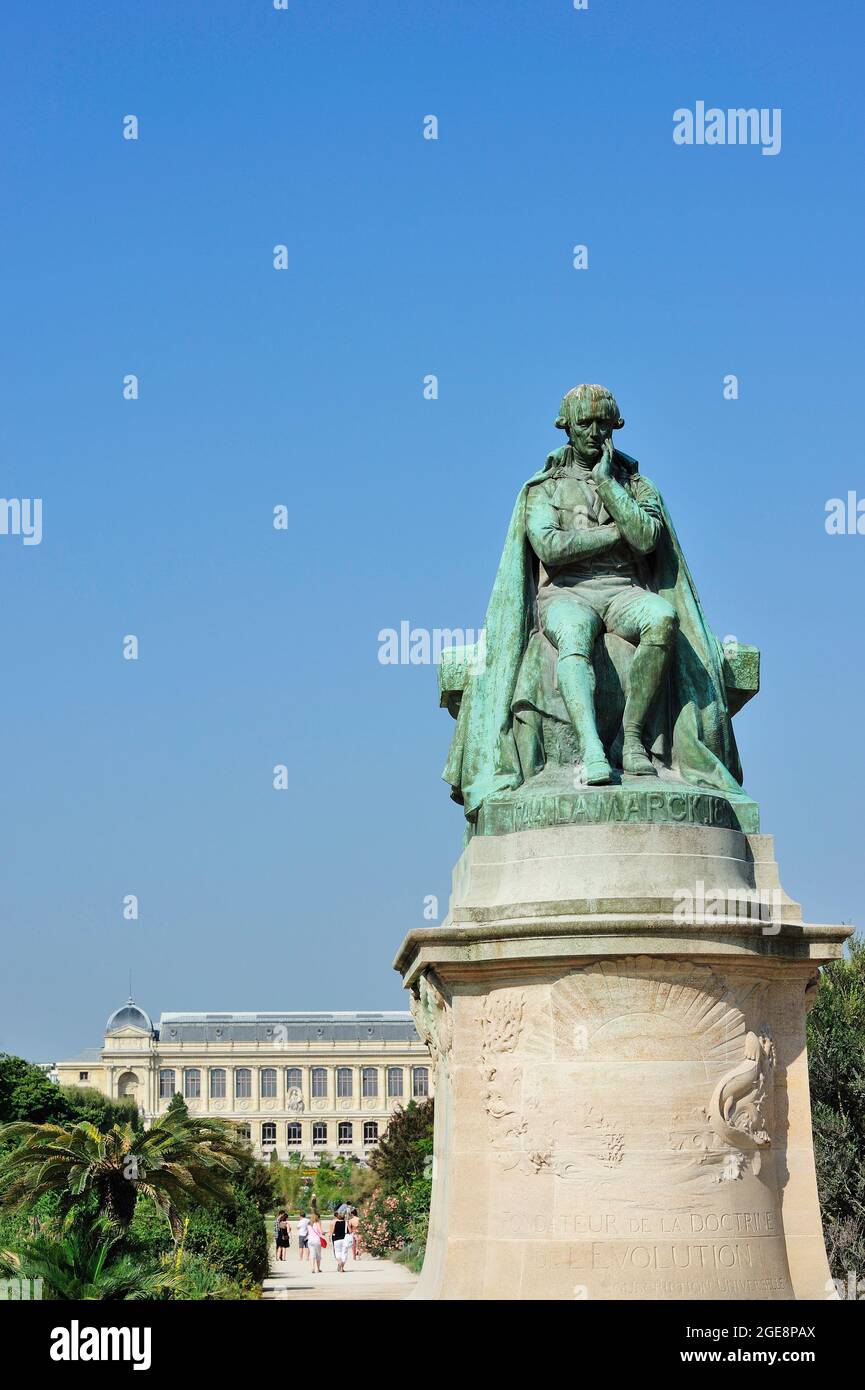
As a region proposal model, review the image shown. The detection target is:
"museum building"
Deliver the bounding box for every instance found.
[52,1000,432,1161]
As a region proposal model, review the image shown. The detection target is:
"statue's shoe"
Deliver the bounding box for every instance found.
[583,755,613,785]
[622,741,657,776]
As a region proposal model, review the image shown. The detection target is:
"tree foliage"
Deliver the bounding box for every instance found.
[368,1100,433,1192]
[0,1060,273,1299]
[0,1055,138,1132]
[0,1110,248,1232]
[183,1187,270,1283]
[807,936,865,1279]
[4,1215,180,1301]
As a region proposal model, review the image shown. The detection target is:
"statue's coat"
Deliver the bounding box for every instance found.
[444,447,743,818]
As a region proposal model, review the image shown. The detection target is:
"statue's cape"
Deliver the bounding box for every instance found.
[444,447,743,817]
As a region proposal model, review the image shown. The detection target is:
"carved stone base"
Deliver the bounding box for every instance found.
[395,824,849,1301]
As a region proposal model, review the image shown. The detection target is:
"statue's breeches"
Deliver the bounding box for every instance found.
[539,577,678,659]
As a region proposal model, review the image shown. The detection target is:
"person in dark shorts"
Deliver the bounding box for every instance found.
[274,1211,291,1261]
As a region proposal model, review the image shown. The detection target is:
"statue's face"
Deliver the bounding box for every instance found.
[568,413,614,464]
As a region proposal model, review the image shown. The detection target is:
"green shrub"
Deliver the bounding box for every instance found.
[404,1175,431,1248]
[369,1101,433,1192]
[183,1187,269,1284]
[61,1087,139,1130]
[807,936,865,1280]
[359,1177,430,1258]
[0,1055,138,1133]
[159,1249,260,1301]
[359,1186,408,1255]
[125,1195,173,1261]
[391,1240,426,1274]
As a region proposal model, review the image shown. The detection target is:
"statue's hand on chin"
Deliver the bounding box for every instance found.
[591,438,615,483]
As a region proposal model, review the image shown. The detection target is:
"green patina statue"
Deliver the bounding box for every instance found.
[441,384,760,833]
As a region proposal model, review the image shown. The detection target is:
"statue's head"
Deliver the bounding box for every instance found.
[555,384,624,464]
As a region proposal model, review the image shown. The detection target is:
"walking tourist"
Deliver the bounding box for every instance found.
[332,1208,349,1272]
[348,1207,360,1261]
[297,1211,310,1261]
[274,1210,291,1261]
[308,1212,325,1273]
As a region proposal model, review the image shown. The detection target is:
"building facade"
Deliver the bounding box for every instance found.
[53,1000,432,1162]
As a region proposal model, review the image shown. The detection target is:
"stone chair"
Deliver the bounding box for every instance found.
[439,629,759,775]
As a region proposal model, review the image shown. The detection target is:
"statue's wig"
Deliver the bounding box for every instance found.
[554,383,624,432]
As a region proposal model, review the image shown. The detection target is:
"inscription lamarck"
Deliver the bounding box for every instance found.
[480,786,748,836]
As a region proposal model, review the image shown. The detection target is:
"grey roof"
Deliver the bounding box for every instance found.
[56,1048,104,1065]
[156,1010,420,1044]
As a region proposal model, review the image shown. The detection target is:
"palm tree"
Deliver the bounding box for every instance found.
[3,1216,181,1300]
[0,1110,248,1234]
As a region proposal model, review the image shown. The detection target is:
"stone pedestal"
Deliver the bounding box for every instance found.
[395,821,849,1300]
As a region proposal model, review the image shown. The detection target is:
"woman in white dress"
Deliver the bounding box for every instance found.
[307,1213,325,1273]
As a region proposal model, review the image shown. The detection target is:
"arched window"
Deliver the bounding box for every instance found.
[260,1067,277,1098]
[235,1068,252,1099]
[261,1122,277,1145]
[183,1068,201,1100]
[363,1120,378,1145]
[285,1067,302,1091]
[362,1067,378,1098]
[287,1122,302,1146]
[312,1122,327,1145]
[412,1066,429,1098]
[209,1068,226,1099]
[311,1068,327,1098]
[338,1122,353,1145]
[337,1067,353,1098]
[158,1069,175,1100]
[387,1066,403,1098]
[237,1123,251,1142]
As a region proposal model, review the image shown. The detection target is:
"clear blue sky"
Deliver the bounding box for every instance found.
[1,0,862,1061]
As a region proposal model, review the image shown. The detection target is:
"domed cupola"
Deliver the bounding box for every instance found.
[105,997,154,1035]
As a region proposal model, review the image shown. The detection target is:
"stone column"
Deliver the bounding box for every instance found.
[396,820,849,1302]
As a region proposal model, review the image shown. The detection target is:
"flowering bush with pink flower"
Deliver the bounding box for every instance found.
[359,1102,434,1262]
[359,1186,411,1256]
